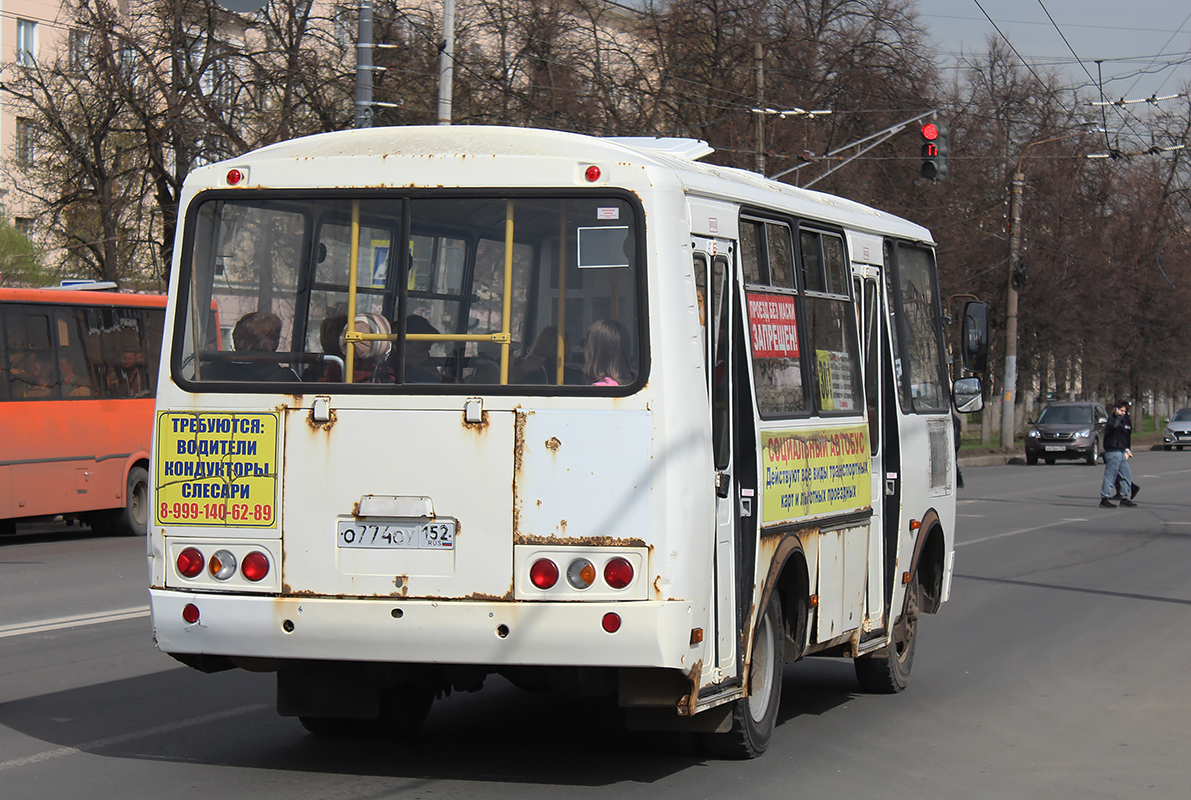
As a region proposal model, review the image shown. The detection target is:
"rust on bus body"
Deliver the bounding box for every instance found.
[512,410,529,538]
[459,411,488,430]
[513,532,647,548]
[306,408,338,432]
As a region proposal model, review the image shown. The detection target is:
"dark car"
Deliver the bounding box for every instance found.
[1025,401,1108,465]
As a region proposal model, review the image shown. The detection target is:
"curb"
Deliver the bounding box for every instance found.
[958,441,1169,468]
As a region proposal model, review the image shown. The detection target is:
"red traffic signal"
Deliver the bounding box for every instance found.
[920,121,949,180]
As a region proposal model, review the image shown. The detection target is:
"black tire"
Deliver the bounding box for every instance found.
[855,580,919,694]
[1044,457,1055,465]
[703,594,783,759]
[110,466,149,536]
[1086,440,1098,465]
[1026,453,1038,465]
[1164,445,1172,451]
[299,683,433,738]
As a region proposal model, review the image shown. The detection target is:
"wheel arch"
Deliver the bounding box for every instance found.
[907,508,946,615]
[758,533,811,664]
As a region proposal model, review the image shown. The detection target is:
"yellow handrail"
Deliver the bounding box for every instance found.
[344,200,361,383]
[556,201,567,385]
[500,201,514,384]
[338,198,520,385]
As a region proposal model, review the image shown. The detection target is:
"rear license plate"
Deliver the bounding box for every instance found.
[337,520,455,549]
[1044,445,1066,451]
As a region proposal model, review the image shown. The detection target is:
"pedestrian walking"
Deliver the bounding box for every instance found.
[1100,399,1139,508]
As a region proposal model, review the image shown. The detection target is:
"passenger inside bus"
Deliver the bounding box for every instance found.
[336,312,395,384]
[210,312,299,382]
[465,341,502,384]
[9,351,55,398]
[59,353,95,397]
[401,315,443,383]
[583,318,632,387]
[515,326,558,384]
[105,350,148,397]
[304,314,347,382]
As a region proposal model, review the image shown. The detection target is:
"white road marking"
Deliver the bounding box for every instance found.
[957,520,1071,547]
[0,705,270,773]
[0,607,149,640]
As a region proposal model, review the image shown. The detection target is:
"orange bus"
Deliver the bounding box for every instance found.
[1,285,167,536]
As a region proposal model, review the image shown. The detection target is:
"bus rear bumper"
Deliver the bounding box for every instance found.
[149,589,699,670]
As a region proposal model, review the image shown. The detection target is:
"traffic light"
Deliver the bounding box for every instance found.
[920,121,950,180]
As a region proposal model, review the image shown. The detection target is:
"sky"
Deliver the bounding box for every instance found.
[914,0,1191,145]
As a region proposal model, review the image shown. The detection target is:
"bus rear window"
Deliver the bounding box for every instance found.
[177,194,644,392]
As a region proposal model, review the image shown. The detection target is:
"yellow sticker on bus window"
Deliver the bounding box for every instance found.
[155,411,279,527]
[761,425,871,523]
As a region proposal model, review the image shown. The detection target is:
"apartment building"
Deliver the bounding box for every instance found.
[1,0,66,237]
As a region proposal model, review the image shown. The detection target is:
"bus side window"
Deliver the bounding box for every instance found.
[56,308,100,398]
[4,308,59,400]
[93,308,150,399]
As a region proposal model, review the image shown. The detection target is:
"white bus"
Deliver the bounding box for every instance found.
[149,126,986,758]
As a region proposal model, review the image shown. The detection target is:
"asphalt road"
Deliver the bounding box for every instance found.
[2,450,1189,799]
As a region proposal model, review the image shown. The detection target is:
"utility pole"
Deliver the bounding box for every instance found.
[354,0,373,128]
[437,0,456,125]
[753,43,764,174]
[1001,170,1024,448]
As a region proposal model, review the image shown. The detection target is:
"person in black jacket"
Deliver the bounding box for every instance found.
[1100,400,1138,508]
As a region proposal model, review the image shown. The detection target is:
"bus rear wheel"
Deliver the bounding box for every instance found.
[702,594,783,759]
[855,579,919,693]
[112,466,150,536]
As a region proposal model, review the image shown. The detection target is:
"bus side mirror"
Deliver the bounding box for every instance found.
[961,301,988,374]
[954,377,983,413]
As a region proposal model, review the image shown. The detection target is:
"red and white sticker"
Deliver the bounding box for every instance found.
[747,293,799,358]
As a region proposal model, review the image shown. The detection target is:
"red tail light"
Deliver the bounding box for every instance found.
[241,551,270,582]
[602,612,621,633]
[603,557,634,589]
[529,558,559,589]
[177,547,204,578]
[182,603,200,624]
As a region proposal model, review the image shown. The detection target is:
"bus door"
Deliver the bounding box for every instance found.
[854,264,889,635]
[694,237,742,684]
[880,241,952,625]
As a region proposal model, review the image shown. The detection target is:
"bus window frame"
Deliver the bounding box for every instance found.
[1,300,161,402]
[740,211,813,422]
[884,239,950,415]
[171,187,651,397]
[797,225,863,418]
[740,208,866,422]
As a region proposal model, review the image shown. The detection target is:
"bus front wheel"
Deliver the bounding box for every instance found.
[855,579,919,693]
[702,594,783,759]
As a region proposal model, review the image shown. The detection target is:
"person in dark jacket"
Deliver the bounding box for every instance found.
[1100,399,1139,508]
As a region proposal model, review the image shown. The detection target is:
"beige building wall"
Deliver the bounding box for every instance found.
[1,0,67,236]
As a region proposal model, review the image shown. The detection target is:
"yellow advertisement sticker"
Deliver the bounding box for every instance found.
[155,411,279,527]
[762,425,871,523]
